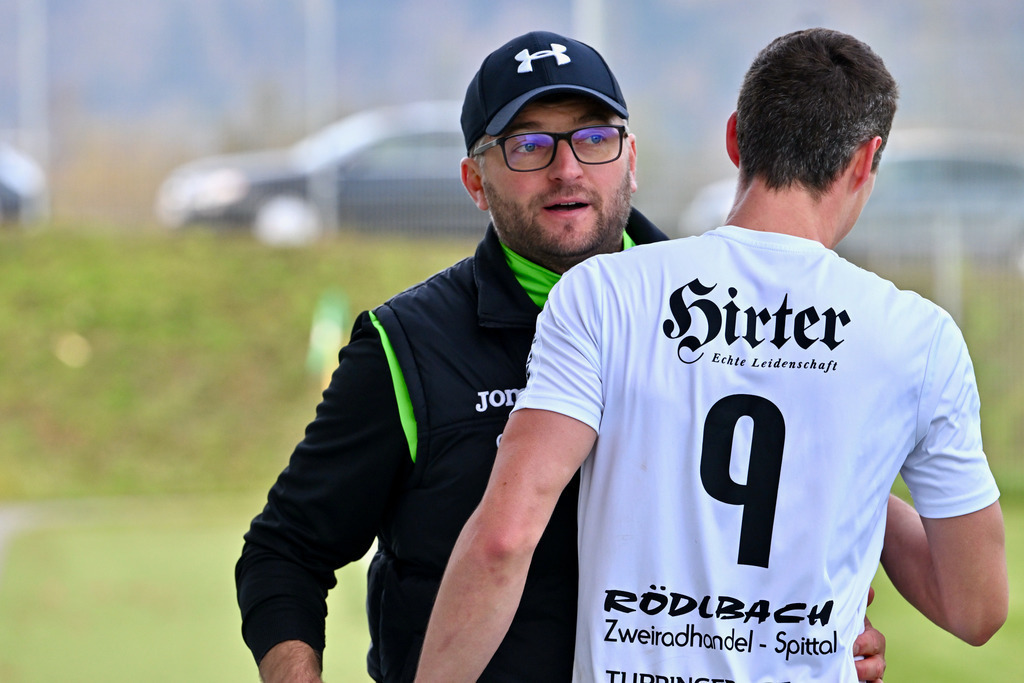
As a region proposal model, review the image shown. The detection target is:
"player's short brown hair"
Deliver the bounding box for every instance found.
[735,28,899,199]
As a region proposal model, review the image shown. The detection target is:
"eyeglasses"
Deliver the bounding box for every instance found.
[472,125,627,172]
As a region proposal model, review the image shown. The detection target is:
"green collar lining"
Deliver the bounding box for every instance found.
[502,231,637,308]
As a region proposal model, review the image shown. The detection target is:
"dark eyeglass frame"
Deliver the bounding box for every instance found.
[472,124,628,172]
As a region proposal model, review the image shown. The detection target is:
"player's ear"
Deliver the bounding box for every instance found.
[461,156,489,211]
[849,136,882,192]
[726,112,741,168]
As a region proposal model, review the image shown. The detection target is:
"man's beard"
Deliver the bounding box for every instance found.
[483,169,634,273]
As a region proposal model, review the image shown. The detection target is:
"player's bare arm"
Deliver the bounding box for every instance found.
[415,409,597,683]
[881,495,1007,645]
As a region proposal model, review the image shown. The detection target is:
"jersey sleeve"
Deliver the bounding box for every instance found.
[235,310,412,664]
[514,262,606,431]
[902,312,999,518]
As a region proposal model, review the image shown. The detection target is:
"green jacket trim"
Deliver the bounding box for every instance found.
[369,310,419,462]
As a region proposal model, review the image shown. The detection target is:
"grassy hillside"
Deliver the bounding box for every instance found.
[0,225,477,500]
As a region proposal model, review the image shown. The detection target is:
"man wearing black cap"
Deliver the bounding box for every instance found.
[235,31,887,683]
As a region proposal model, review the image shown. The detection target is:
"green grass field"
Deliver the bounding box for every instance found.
[0,494,375,682]
[0,226,1021,681]
[0,493,1020,682]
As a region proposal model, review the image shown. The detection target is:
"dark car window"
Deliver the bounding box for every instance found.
[333,130,481,234]
[346,132,465,178]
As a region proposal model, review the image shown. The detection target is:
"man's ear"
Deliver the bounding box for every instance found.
[726,112,741,168]
[626,133,638,194]
[850,136,883,192]
[461,156,489,211]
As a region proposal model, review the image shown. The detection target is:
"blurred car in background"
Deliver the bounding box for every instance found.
[678,129,1024,269]
[0,142,47,224]
[155,100,483,244]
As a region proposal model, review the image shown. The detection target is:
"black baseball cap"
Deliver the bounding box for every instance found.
[461,31,629,152]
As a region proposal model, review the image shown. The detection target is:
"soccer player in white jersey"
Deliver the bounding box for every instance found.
[414,28,1008,683]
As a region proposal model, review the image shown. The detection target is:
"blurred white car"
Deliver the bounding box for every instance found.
[155,101,482,243]
[678,176,737,238]
[678,129,1024,267]
[0,142,47,224]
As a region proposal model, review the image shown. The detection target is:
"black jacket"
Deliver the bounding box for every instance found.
[236,209,667,681]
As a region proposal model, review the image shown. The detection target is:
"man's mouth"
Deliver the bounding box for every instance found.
[546,201,589,212]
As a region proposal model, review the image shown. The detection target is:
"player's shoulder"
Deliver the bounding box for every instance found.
[836,255,951,318]
[831,256,964,353]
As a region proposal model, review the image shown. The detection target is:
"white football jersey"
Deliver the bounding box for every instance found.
[515,226,998,683]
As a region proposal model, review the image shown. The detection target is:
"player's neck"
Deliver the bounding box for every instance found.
[724,179,848,248]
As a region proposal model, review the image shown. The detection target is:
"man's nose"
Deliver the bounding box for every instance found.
[546,138,584,180]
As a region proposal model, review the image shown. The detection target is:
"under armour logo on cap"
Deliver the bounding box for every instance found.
[515,44,571,73]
